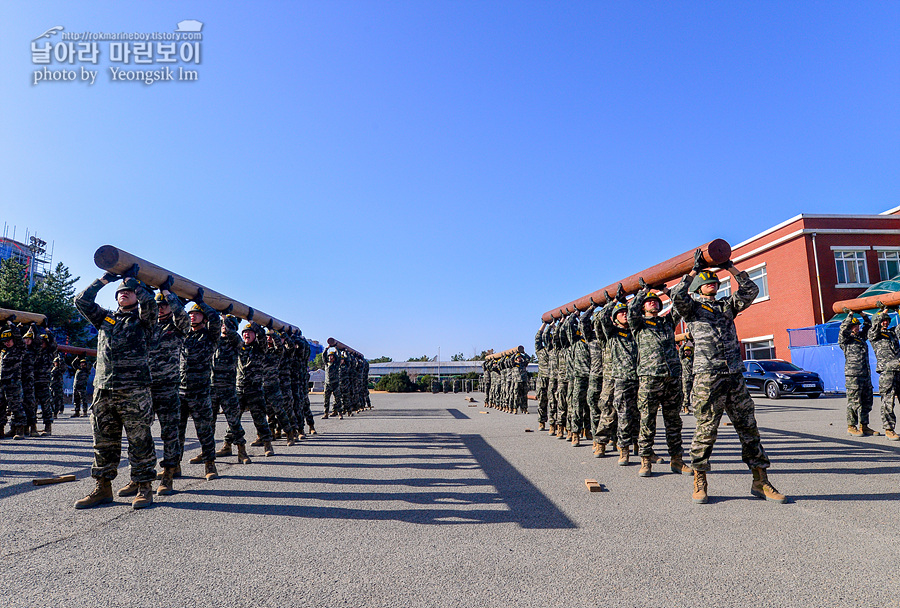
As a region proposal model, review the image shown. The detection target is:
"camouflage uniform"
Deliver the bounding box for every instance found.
[868,310,900,432]
[148,292,189,469]
[513,351,530,413]
[236,327,273,442]
[481,361,491,404]
[0,323,27,429]
[50,354,65,416]
[21,335,37,427]
[535,325,550,424]
[581,308,605,436]
[278,332,298,425]
[546,326,559,425]
[33,330,57,425]
[323,348,342,415]
[262,330,295,434]
[628,288,684,459]
[491,360,502,409]
[362,359,372,409]
[671,269,770,472]
[178,301,221,463]
[212,316,245,446]
[596,300,638,449]
[293,335,315,430]
[566,313,591,435]
[839,314,873,428]
[679,340,694,413]
[74,278,158,483]
[72,357,91,415]
[555,322,570,430]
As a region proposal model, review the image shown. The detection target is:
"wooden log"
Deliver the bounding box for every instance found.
[326,338,363,358]
[94,245,296,332]
[0,307,47,325]
[484,346,524,361]
[675,332,691,343]
[541,239,732,322]
[832,291,900,314]
[584,479,602,492]
[57,345,97,357]
[32,474,77,486]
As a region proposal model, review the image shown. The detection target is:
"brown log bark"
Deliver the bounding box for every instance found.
[94,245,296,332]
[58,345,97,357]
[32,474,77,486]
[0,307,48,325]
[485,346,524,360]
[541,239,732,322]
[327,338,363,358]
[832,291,900,314]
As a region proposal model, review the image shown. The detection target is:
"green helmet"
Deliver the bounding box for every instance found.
[689,271,720,293]
[116,278,139,294]
[612,302,628,317]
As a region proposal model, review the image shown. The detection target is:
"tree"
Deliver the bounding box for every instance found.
[375,371,418,393]
[468,350,493,361]
[450,352,465,361]
[29,262,90,345]
[416,374,434,391]
[309,353,324,370]
[407,355,432,362]
[0,259,29,312]
[370,356,393,363]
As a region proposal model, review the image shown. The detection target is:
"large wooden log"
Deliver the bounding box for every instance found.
[94,245,296,332]
[327,338,363,358]
[832,291,900,314]
[58,345,97,357]
[485,346,524,361]
[0,307,48,325]
[541,239,732,322]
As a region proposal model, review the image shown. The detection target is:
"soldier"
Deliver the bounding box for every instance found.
[322,348,342,418]
[566,311,591,445]
[512,349,530,414]
[535,322,550,431]
[0,323,27,440]
[278,331,300,428]
[868,303,900,441]
[581,304,605,455]
[671,251,785,504]
[70,357,91,417]
[261,328,296,443]
[340,350,353,417]
[490,356,502,412]
[73,270,158,510]
[482,360,492,407]
[545,323,559,435]
[33,327,58,435]
[679,338,695,415]
[839,308,875,437]
[20,326,38,436]
[213,314,252,461]
[50,353,65,417]
[293,330,316,434]
[628,280,690,477]
[555,317,570,437]
[237,323,275,456]
[361,357,372,410]
[179,292,223,480]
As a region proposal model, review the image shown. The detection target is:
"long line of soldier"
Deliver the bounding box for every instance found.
[481,347,530,414]
[321,345,372,419]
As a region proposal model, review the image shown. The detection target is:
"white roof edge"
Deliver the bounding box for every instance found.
[880,204,900,216]
[733,213,900,251]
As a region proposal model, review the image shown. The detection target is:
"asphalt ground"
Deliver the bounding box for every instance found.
[2,391,899,608]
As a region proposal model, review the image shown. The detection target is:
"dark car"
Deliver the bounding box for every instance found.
[742,359,824,399]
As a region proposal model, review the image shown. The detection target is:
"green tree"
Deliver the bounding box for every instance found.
[468,350,493,361]
[370,356,393,363]
[310,353,324,370]
[407,355,432,362]
[450,352,465,361]
[0,259,29,311]
[416,374,434,391]
[375,371,418,393]
[28,262,90,345]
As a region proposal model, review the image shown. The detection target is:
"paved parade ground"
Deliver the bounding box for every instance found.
[3,391,899,607]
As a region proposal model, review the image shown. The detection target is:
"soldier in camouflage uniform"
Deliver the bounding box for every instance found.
[278,331,300,427]
[20,327,38,436]
[261,328,297,443]
[565,311,591,445]
[50,353,65,417]
[33,328,58,435]
[491,358,502,410]
[362,358,372,410]
[839,309,875,437]
[671,252,785,504]
[512,349,530,414]
[70,356,90,416]
[580,304,605,454]
[555,318,570,436]
[293,330,316,433]
[323,348,342,418]
[73,271,158,510]
[213,314,252,460]
[679,338,694,414]
[482,360,492,406]
[1,323,27,440]
[868,305,900,440]
[535,323,550,430]
[238,323,275,456]
[628,281,690,476]
[546,323,559,435]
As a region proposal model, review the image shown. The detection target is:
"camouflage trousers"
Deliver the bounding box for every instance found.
[592,374,617,443]
[682,372,694,412]
[90,387,156,483]
[637,375,684,458]
[0,381,26,427]
[555,379,569,428]
[845,373,873,427]
[34,381,53,424]
[151,386,182,468]
[178,388,217,463]
[341,379,352,412]
[513,380,528,413]
[23,383,36,426]
[212,383,245,446]
[50,381,64,415]
[238,388,272,442]
[690,372,770,472]
[298,378,315,430]
[878,370,899,431]
[610,379,638,447]
[280,376,296,425]
[264,380,295,433]
[547,377,558,425]
[324,382,343,415]
[73,384,89,414]
[536,376,550,423]
[568,376,589,434]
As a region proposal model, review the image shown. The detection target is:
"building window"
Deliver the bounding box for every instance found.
[744,339,775,360]
[834,250,868,285]
[748,264,768,300]
[716,277,731,300]
[877,250,900,281]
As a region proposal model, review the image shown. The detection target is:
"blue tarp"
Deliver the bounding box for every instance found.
[789,343,878,393]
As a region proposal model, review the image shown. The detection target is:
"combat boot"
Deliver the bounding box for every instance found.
[28,423,39,437]
[298,429,306,440]
[750,468,786,503]
[538,422,546,431]
[669,455,691,474]
[286,430,296,447]
[584,429,592,440]
[250,435,264,447]
[117,480,139,497]
[639,456,652,477]
[13,426,26,440]
[548,424,556,436]
[215,441,233,457]
[592,440,599,455]
[70,411,80,417]
[649,452,664,464]
[204,462,219,480]
[321,413,329,419]
[156,467,175,495]
[886,429,900,441]
[309,426,317,435]
[847,425,863,436]
[273,427,282,440]
[572,435,580,448]
[556,427,565,439]
[74,478,113,509]
[40,422,52,436]
[264,441,275,457]
[595,443,606,458]
[860,425,880,436]
[132,482,153,509]
[692,470,708,504]
[188,453,204,464]
[237,443,252,464]
[617,445,630,466]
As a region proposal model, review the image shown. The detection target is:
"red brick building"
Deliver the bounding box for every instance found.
[671,206,900,362]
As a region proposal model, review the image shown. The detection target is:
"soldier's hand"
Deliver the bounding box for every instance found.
[638,277,648,290]
[159,274,174,292]
[876,300,885,310]
[842,307,852,314]
[194,287,205,303]
[101,271,119,284]
[222,303,233,314]
[122,263,140,279]
[692,248,708,272]
[616,283,626,303]
[604,290,612,303]
[720,259,734,270]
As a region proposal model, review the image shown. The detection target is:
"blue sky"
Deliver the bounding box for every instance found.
[3,2,898,360]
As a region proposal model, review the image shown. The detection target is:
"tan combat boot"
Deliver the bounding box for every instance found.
[250,435,264,447]
[592,440,600,455]
[638,456,652,477]
[548,424,556,436]
[40,422,52,436]
[669,455,691,474]
[750,467,786,503]
[12,426,26,440]
[847,425,863,436]
[156,467,175,495]
[595,443,606,458]
[886,429,900,441]
[556,427,565,439]
[309,426,317,435]
[617,445,630,466]
[584,429,593,440]
[692,470,708,504]
[117,480,139,497]
[237,443,252,464]
[860,425,880,436]
[572,434,580,448]
[273,427,282,440]
[538,422,546,431]
[649,452,664,464]
[204,462,219,480]
[286,430,296,447]
[132,482,153,509]
[264,441,275,457]
[74,478,113,509]
[215,441,233,457]
[188,452,204,464]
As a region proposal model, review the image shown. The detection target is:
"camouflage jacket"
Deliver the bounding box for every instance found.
[278,334,294,384]
[261,332,283,387]
[180,301,222,392]
[324,349,340,385]
[236,339,265,394]
[565,314,590,377]
[671,269,757,375]
[535,326,550,377]
[148,293,190,390]
[482,361,492,386]
[212,323,241,387]
[295,337,311,381]
[21,339,36,388]
[599,299,637,381]
[546,328,558,379]
[0,323,23,386]
[339,353,351,384]
[75,278,158,390]
[838,314,871,376]
[33,332,58,384]
[868,311,900,373]
[72,358,91,390]
[513,352,529,382]
[628,288,682,378]
[582,308,605,377]
[50,356,65,389]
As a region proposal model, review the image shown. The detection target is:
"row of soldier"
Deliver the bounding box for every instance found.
[0,321,63,438]
[481,350,530,414]
[321,346,372,419]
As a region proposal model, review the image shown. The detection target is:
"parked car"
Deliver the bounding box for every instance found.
[742,359,824,399]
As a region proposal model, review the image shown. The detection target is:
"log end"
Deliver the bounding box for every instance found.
[327,337,336,347]
[93,245,120,272]
[705,239,732,266]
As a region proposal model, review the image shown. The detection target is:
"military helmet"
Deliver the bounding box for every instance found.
[612,302,628,317]
[689,270,720,293]
[155,292,167,303]
[848,316,860,325]
[224,314,239,330]
[1,328,13,341]
[644,291,663,308]
[116,278,138,294]
[188,303,205,315]
[23,327,36,339]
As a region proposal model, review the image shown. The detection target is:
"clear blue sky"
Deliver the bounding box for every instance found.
[3,2,898,360]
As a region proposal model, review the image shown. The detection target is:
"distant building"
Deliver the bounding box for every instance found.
[368,360,538,381]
